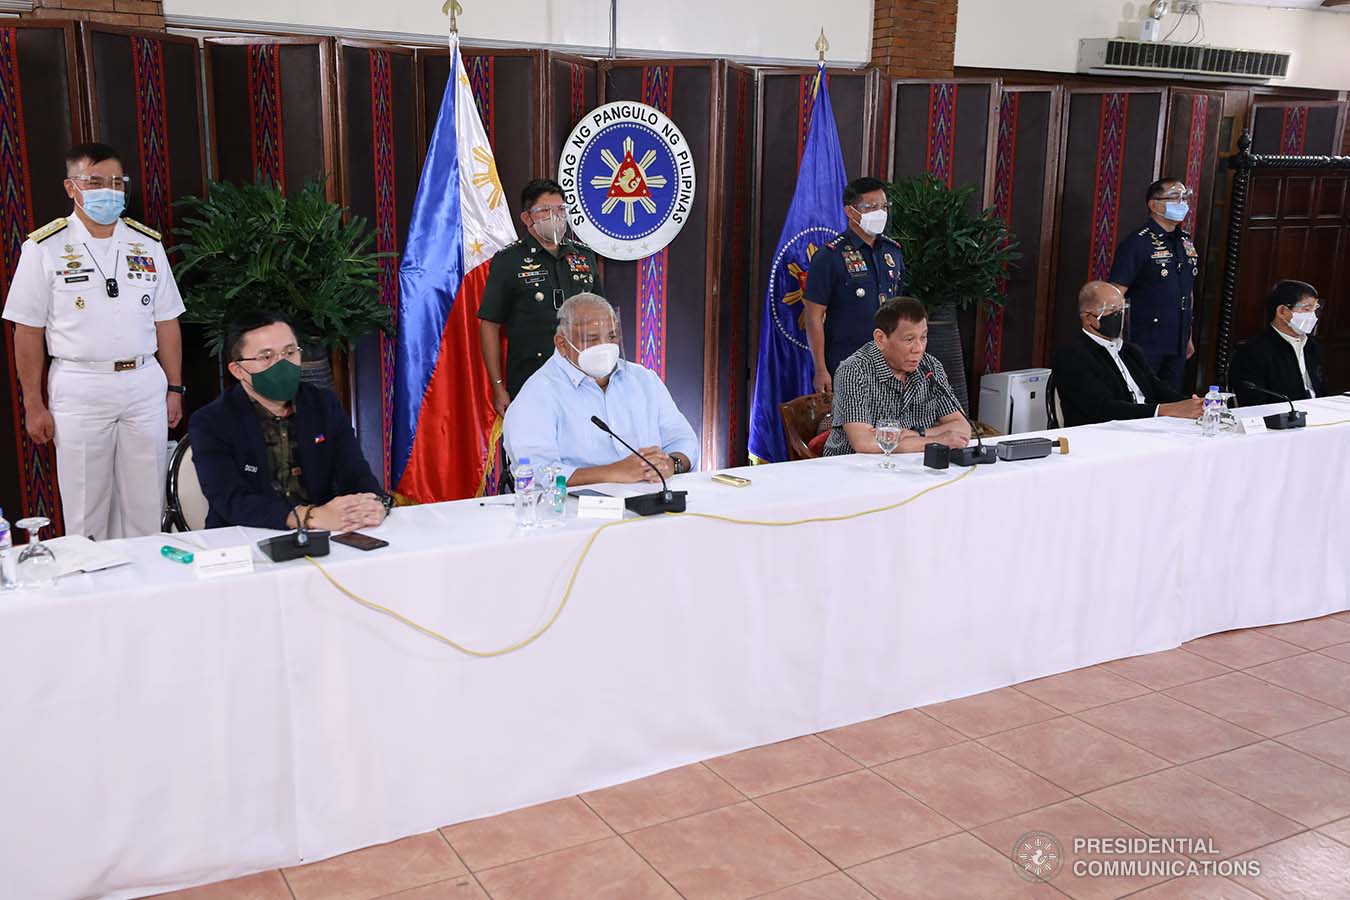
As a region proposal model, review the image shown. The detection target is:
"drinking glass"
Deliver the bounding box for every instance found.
[15,516,59,589]
[875,419,902,469]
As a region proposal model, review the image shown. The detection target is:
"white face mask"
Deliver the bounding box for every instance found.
[1290,311,1318,335]
[535,217,567,245]
[569,341,621,379]
[858,209,887,236]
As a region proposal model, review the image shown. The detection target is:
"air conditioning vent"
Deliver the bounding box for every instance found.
[1079,38,1290,82]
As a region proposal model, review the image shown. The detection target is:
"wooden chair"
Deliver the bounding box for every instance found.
[779,392,834,461]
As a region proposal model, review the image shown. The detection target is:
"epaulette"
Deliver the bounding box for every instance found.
[28,218,68,244]
[121,217,162,242]
[567,236,593,249]
[825,234,847,250]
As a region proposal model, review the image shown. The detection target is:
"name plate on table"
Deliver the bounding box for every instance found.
[193,545,254,579]
[576,495,625,520]
[1237,415,1268,435]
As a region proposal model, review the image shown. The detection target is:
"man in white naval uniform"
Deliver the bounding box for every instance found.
[2,143,185,540]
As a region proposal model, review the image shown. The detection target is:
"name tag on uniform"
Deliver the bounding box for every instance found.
[64,275,90,283]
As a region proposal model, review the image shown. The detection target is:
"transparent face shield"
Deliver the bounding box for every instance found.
[528,201,569,245]
[562,307,626,379]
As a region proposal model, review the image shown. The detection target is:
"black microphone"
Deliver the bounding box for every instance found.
[924,369,996,466]
[1240,381,1307,430]
[258,499,331,562]
[590,415,687,516]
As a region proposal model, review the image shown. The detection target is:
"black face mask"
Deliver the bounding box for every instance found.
[1096,311,1124,339]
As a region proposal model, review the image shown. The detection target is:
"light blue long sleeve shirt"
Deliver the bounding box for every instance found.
[503,351,699,480]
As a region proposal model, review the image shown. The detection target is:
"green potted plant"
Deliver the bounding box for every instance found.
[885,175,1021,412]
[173,177,392,392]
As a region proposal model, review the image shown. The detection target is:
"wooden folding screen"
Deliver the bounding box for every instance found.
[81,25,207,239]
[205,36,337,197]
[336,40,420,488]
[417,45,546,219]
[1050,87,1166,357]
[598,59,755,470]
[545,52,600,184]
[1249,100,1347,157]
[0,22,82,534]
[980,85,1061,377]
[886,78,998,408]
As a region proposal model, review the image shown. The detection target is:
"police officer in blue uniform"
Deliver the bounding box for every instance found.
[1108,177,1200,392]
[803,176,907,393]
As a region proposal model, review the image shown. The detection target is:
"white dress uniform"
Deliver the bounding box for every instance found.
[2,213,185,540]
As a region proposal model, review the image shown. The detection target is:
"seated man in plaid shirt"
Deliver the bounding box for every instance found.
[822,297,970,456]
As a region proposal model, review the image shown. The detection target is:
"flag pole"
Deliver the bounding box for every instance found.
[813,28,829,95]
[441,0,463,34]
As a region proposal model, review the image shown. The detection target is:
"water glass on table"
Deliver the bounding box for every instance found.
[875,419,902,469]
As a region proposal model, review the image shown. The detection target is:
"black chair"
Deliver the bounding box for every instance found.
[161,436,208,533]
[1044,371,1065,429]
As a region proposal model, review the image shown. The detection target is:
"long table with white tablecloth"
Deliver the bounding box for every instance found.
[3,398,1350,899]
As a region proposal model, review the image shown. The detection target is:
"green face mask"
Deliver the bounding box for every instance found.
[248,358,301,402]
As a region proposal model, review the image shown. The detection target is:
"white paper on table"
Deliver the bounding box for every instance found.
[43,535,133,576]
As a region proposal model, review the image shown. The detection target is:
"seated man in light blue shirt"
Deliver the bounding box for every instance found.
[504,293,699,485]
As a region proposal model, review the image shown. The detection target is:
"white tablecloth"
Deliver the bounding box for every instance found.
[3,398,1349,899]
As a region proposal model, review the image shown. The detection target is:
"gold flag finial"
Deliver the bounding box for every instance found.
[815,28,829,63]
[442,0,463,32]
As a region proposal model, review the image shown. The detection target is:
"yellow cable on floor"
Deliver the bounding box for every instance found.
[305,465,976,657]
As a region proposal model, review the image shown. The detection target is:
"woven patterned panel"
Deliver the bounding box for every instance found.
[1280,105,1308,156]
[369,48,399,487]
[983,90,1020,374]
[925,83,957,188]
[0,27,61,531]
[131,36,173,239]
[636,64,672,378]
[246,43,285,190]
[465,54,493,146]
[1182,93,1209,234]
[1087,93,1129,282]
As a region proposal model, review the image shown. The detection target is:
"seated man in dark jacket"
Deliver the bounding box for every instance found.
[1230,279,1327,407]
[189,311,387,532]
[1053,281,1204,427]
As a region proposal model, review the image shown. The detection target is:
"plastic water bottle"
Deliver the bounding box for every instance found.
[0,509,16,591]
[513,458,536,530]
[1201,385,1223,437]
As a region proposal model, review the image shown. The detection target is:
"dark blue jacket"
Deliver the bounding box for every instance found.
[1108,219,1198,358]
[189,382,381,529]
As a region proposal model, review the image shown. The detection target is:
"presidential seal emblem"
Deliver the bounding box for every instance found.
[1011,831,1064,883]
[768,226,839,350]
[558,101,696,261]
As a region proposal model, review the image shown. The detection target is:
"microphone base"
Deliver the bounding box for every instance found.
[258,530,330,562]
[1264,411,1307,430]
[949,445,999,467]
[624,490,687,516]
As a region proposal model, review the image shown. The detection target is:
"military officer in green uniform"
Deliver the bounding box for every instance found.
[478,178,602,414]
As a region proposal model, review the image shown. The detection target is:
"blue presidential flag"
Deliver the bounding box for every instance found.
[747,65,848,463]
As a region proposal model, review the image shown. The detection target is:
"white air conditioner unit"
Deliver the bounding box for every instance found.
[1078,38,1291,83]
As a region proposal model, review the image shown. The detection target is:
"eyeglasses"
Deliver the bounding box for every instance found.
[853,201,890,213]
[1288,302,1322,313]
[528,204,567,217]
[69,174,131,191]
[236,345,301,365]
[1151,188,1193,202]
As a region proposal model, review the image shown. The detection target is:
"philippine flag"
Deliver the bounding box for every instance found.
[392,34,518,502]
